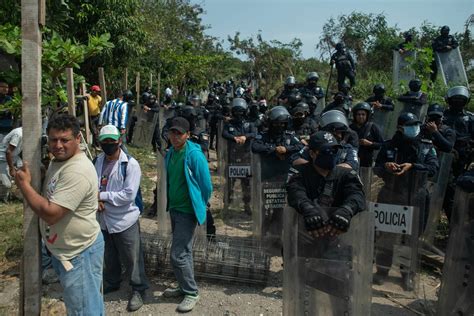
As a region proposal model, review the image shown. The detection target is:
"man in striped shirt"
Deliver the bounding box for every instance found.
[99,90,133,137]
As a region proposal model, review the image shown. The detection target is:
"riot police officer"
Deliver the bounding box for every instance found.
[189,95,209,131]
[330,42,356,90]
[366,83,394,115]
[278,76,300,107]
[442,86,473,220]
[323,92,350,117]
[349,102,384,167]
[421,103,455,153]
[222,98,257,214]
[373,112,438,289]
[431,25,459,82]
[397,79,428,120]
[396,32,414,54]
[300,72,325,115]
[252,106,303,162]
[205,92,222,150]
[247,100,265,132]
[286,131,365,238]
[288,102,318,146]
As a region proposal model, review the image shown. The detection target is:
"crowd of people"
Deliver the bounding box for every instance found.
[0,24,472,315]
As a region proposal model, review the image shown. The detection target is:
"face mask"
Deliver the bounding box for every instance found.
[101,143,119,156]
[293,117,305,126]
[402,125,420,138]
[313,148,338,170]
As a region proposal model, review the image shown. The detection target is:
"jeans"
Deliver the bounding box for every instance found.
[170,210,198,295]
[51,233,104,316]
[102,221,149,292]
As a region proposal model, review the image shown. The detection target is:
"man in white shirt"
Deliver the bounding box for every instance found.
[0,127,22,199]
[94,125,149,312]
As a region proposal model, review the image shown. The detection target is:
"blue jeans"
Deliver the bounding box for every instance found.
[170,210,198,295]
[51,233,105,316]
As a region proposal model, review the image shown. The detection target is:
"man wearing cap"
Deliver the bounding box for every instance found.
[94,125,149,312]
[162,117,212,313]
[286,131,365,238]
[85,85,102,145]
[15,114,104,315]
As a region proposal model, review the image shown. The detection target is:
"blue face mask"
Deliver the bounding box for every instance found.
[314,148,338,170]
[402,124,420,138]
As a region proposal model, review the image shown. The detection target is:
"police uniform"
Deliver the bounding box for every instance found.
[289,117,318,143]
[291,144,360,171]
[397,91,428,119]
[349,121,384,167]
[330,50,356,90]
[251,130,303,161]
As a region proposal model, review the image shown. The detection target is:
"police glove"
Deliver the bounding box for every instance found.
[328,207,353,232]
[304,213,325,231]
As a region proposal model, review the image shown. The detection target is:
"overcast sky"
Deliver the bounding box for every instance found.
[194,0,474,59]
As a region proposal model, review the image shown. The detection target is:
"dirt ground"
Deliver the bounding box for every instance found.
[0,149,442,315]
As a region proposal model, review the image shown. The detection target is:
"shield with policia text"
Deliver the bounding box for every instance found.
[283,208,374,316]
[251,153,290,254]
[222,140,253,213]
[435,47,469,87]
[437,188,474,316]
[392,50,416,91]
[368,170,428,297]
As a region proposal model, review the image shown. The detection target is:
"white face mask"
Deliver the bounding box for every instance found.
[402,124,420,138]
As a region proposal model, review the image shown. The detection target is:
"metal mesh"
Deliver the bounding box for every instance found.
[142,233,271,285]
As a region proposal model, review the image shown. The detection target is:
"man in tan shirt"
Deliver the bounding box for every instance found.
[16,114,104,315]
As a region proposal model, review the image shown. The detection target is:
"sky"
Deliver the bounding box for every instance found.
[193,0,474,59]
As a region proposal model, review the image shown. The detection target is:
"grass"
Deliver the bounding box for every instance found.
[0,201,23,262]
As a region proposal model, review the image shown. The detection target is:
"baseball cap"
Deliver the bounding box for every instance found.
[91,85,101,92]
[99,125,120,141]
[170,117,190,134]
[308,131,342,151]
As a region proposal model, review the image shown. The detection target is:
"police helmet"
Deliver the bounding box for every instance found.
[181,105,197,119]
[441,25,450,35]
[268,106,291,123]
[291,102,310,116]
[335,42,345,51]
[408,79,422,92]
[352,102,373,115]
[122,90,133,102]
[398,112,421,126]
[231,97,248,111]
[373,83,386,95]
[288,91,303,105]
[320,110,349,132]
[445,86,471,106]
[306,72,319,82]
[285,76,296,86]
[427,103,444,118]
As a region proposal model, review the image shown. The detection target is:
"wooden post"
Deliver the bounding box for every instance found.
[123,67,128,91]
[136,72,140,106]
[98,67,107,105]
[81,83,91,144]
[156,73,161,104]
[66,68,75,116]
[149,73,153,89]
[21,0,43,314]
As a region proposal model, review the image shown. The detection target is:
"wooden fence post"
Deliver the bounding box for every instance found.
[124,67,128,91]
[98,67,107,105]
[21,0,43,314]
[66,68,75,116]
[81,83,91,144]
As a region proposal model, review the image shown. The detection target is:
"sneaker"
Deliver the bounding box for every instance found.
[177,294,199,313]
[42,268,59,285]
[163,287,184,298]
[127,291,144,312]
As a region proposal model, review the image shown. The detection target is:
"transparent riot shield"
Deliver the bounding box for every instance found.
[283,208,374,316]
[223,140,253,213]
[435,47,469,87]
[368,170,428,297]
[380,100,404,140]
[400,99,429,122]
[359,167,373,201]
[372,109,391,138]
[392,50,416,90]
[251,154,289,253]
[216,120,227,180]
[132,110,158,147]
[437,189,474,315]
[421,152,453,246]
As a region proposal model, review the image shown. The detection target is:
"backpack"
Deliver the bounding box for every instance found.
[93,154,144,213]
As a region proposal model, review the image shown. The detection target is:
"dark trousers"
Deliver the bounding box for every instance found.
[337,70,356,90]
[102,221,149,292]
[89,115,100,145]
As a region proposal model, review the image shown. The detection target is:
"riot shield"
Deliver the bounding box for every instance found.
[283,208,374,316]
[223,140,253,214]
[359,167,373,201]
[392,50,416,90]
[251,154,289,253]
[437,188,474,315]
[216,120,227,179]
[380,100,404,140]
[368,170,428,297]
[435,47,469,86]
[422,152,453,246]
[400,100,429,122]
[132,110,158,147]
